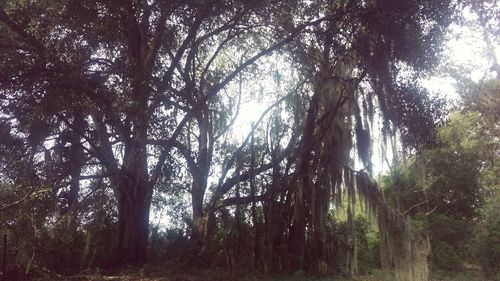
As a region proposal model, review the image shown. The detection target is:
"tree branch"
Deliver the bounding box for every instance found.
[210,134,296,208]
[215,194,266,210]
[0,6,44,51]
[215,81,304,190]
[171,140,198,175]
[148,113,192,187]
[207,15,338,100]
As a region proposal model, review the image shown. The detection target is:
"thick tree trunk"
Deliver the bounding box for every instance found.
[118,184,150,265]
[116,177,151,266]
[290,180,306,271]
[311,179,329,271]
[114,55,152,265]
[191,175,206,244]
[190,108,212,246]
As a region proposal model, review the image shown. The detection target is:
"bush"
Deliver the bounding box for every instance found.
[355,216,378,274]
[473,195,500,280]
[427,213,470,270]
[430,241,463,271]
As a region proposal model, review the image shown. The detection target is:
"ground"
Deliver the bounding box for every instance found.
[34,267,488,281]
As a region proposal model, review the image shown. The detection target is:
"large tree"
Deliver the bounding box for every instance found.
[0,0,333,265]
[1,0,460,275]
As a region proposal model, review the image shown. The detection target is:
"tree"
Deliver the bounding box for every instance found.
[0,0,460,276]
[0,0,335,265]
[381,111,497,270]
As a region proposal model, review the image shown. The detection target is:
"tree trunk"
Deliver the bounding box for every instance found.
[264,150,280,273]
[190,107,212,246]
[191,175,206,245]
[116,175,151,266]
[2,234,6,281]
[290,91,319,271]
[290,179,306,271]
[68,109,85,209]
[234,165,242,268]
[250,126,262,270]
[312,179,328,270]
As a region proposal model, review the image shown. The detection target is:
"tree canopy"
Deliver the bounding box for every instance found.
[0,0,497,280]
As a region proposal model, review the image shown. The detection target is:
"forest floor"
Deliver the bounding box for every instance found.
[41,267,487,281]
[24,262,486,281]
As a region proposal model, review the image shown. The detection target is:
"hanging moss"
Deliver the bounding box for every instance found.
[355,171,430,281]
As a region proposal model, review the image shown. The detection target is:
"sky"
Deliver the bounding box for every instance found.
[421,7,499,101]
[227,5,500,134]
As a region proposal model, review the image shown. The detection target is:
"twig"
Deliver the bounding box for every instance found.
[24,252,35,281]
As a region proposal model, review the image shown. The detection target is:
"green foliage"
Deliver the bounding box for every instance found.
[430,241,463,271]
[380,111,496,272]
[0,0,485,277]
[426,214,470,270]
[473,194,500,280]
[326,213,379,275]
[355,216,379,275]
[425,112,489,220]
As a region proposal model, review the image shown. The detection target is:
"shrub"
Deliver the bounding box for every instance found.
[473,195,500,280]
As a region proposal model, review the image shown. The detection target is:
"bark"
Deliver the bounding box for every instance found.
[115,108,151,265]
[290,91,319,271]
[114,4,155,261]
[115,40,151,264]
[2,234,6,281]
[264,143,281,273]
[249,126,262,270]
[116,174,151,265]
[66,108,85,224]
[312,177,329,266]
[234,165,242,268]
[191,174,207,244]
[93,99,152,267]
[191,107,212,245]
